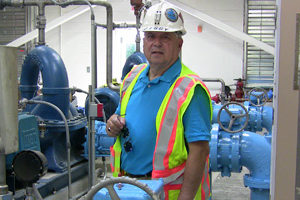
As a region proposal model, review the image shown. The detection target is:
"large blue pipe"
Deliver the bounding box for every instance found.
[212,102,273,134]
[19,46,70,120]
[210,125,271,200]
[240,132,271,200]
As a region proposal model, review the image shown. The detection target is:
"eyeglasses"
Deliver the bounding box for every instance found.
[121,126,133,152]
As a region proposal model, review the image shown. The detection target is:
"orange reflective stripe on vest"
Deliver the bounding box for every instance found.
[110,64,147,177]
[153,76,195,181]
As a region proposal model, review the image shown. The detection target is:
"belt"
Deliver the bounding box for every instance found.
[126,171,152,178]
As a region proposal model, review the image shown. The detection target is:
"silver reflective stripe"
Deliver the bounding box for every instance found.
[154,77,193,170]
[164,172,184,185]
[122,64,146,93]
[110,153,114,168]
[188,74,201,82]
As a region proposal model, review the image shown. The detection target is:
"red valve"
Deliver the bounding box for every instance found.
[97,103,104,118]
[130,0,144,16]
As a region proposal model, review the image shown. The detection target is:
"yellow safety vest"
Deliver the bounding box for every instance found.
[110,63,212,200]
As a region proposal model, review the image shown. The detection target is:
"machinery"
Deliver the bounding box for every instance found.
[210,101,273,200]
[0,1,274,200]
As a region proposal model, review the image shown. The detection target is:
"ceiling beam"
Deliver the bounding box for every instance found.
[6,5,96,47]
[165,0,275,55]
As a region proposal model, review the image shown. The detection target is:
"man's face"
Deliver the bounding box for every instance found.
[143,31,183,68]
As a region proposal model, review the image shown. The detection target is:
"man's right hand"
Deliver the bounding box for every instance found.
[106,114,126,137]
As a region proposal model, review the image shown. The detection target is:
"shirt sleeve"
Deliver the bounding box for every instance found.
[183,85,212,143]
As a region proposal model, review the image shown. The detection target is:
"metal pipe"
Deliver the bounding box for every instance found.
[0,153,8,195]
[202,78,226,104]
[88,85,96,189]
[1,0,115,190]
[102,3,119,91]
[20,98,72,200]
[210,128,271,200]
[37,4,46,45]
[1,0,117,91]
[71,87,100,104]
[240,132,271,200]
[32,183,43,200]
[135,15,141,52]
[20,45,70,120]
[91,15,97,88]
[96,22,136,29]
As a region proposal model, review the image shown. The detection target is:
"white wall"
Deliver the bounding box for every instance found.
[43,0,244,106]
[181,0,244,84]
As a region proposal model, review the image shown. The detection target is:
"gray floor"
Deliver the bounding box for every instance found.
[211,169,250,200]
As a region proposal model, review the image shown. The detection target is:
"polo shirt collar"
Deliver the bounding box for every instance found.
[139,58,182,84]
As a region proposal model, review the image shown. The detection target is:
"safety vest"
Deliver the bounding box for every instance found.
[110,63,212,200]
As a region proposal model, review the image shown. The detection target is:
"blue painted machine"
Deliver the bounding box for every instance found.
[19,45,87,172]
[83,120,116,158]
[6,113,40,170]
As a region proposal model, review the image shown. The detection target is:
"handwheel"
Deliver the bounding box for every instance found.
[217,102,249,133]
[83,177,160,200]
[248,87,268,107]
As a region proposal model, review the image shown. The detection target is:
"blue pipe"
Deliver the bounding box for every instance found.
[19,46,70,120]
[212,102,273,134]
[240,132,271,200]
[210,124,271,200]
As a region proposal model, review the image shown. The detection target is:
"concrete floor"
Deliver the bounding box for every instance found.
[211,168,250,200]
[41,161,252,200]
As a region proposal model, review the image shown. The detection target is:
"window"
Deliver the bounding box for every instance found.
[244,0,276,88]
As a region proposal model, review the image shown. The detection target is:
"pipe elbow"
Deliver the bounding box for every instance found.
[107,82,120,92]
[20,46,69,89]
[20,46,70,120]
[240,131,271,181]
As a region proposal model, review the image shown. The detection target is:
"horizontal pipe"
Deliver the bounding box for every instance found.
[202,78,226,104]
[0,0,111,7]
[1,0,118,91]
[96,23,136,29]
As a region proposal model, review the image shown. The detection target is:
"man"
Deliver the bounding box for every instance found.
[106,2,212,200]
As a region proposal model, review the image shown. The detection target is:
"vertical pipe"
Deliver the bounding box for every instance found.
[89,3,97,189]
[91,17,97,89]
[0,153,8,195]
[88,85,96,189]
[105,5,119,91]
[37,4,46,46]
[23,99,72,200]
[135,15,141,52]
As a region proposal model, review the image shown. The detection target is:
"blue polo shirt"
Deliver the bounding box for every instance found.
[115,59,211,175]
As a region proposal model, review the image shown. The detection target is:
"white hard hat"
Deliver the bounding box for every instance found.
[140,2,186,35]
